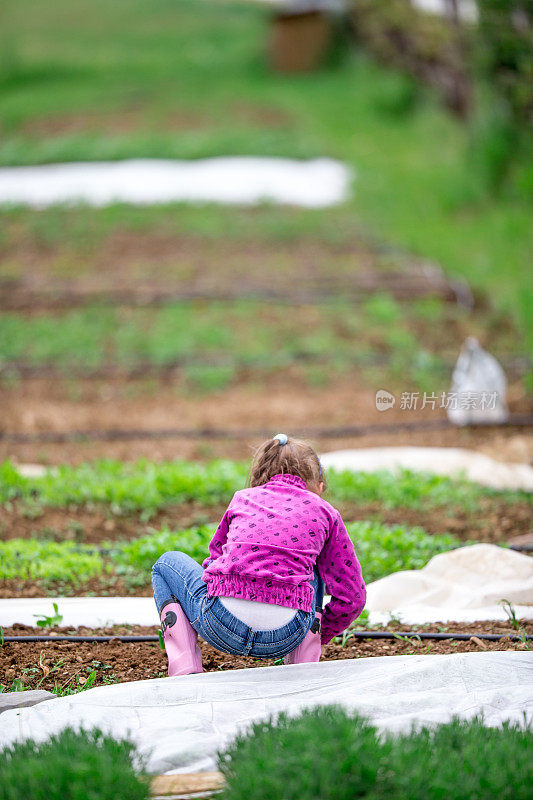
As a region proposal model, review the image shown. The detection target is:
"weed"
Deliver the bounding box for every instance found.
[499,599,520,630]
[35,653,65,688]
[393,633,422,645]
[33,602,63,629]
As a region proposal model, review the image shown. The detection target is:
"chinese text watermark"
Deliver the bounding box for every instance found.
[375,390,500,412]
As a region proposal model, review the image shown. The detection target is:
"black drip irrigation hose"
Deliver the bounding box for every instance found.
[3,631,532,643]
[1,415,532,445]
[1,355,529,381]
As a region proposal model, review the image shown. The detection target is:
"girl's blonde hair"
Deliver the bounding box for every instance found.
[248,435,325,493]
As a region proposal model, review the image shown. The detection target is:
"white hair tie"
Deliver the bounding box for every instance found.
[273,433,288,445]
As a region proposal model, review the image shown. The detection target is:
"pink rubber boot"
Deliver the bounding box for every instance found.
[284,612,322,665]
[160,601,203,676]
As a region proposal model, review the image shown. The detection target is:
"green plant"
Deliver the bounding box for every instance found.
[218,706,532,800]
[0,728,149,800]
[2,458,529,517]
[393,633,422,644]
[351,0,470,115]
[110,525,213,575]
[499,598,520,630]
[1,517,463,592]
[0,539,102,583]
[34,602,63,629]
[346,520,461,584]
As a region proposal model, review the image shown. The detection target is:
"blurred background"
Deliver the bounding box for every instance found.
[0,0,532,465]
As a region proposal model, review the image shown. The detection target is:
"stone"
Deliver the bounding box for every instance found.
[0,690,56,715]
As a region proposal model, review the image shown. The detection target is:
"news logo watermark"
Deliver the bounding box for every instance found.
[375,390,500,412]
[375,389,396,412]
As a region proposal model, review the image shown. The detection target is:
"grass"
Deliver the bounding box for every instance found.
[0,728,148,800]
[0,520,462,588]
[1,458,529,517]
[218,706,533,800]
[1,0,532,351]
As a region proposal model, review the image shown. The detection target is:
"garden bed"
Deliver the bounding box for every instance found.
[1,495,530,547]
[2,620,531,695]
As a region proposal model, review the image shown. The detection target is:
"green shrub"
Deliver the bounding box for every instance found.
[0,728,148,800]
[0,539,102,582]
[218,706,532,800]
[470,0,533,193]
[352,0,470,115]
[477,0,533,128]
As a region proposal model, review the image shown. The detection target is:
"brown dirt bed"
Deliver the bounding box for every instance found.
[1,374,531,465]
[2,620,531,694]
[0,494,531,552]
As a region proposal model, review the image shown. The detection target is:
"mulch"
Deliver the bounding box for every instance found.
[2,620,531,695]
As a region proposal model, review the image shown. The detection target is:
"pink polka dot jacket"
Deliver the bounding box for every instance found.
[201,473,366,645]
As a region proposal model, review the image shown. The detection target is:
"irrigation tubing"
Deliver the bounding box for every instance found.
[3,631,532,643]
[0,272,474,311]
[2,415,533,445]
[1,354,529,380]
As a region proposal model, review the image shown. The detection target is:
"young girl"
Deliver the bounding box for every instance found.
[151,435,366,675]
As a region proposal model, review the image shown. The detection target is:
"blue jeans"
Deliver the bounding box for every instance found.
[151,551,325,659]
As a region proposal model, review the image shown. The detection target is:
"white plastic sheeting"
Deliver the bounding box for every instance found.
[320,446,533,491]
[2,545,532,628]
[0,157,351,208]
[3,594,531,630]
[448,338,509,426]
[367,544,533,624]
[0,596,160,629]
[1,653,531,773]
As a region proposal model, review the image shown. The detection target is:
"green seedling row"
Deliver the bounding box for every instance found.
[0,520,463,587]
[1,459,529,517]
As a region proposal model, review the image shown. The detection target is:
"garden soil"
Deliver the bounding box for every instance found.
[1,494,531,550]
[2,621,531,695]
[1,375,531,466]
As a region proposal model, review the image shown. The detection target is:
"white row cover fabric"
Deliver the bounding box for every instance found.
[2,595,531,630]
[319,446,533,491]
[367,543,533,621]
[1,545,532,628]
[0,158,351,209]
[0,597,159,629]
[1,653,531,773]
